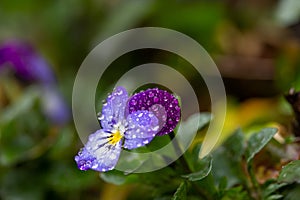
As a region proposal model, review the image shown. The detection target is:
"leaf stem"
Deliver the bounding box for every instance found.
[247,161,262,200]
[168,132,214,200]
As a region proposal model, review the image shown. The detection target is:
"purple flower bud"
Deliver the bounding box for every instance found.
[0,40,55,85]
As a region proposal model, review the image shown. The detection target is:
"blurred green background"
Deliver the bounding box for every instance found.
[0,0,300,199]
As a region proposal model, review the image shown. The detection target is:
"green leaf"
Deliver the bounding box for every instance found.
[182,155,212,181]
[245,128,278,163]
[278,160,300,183]
[211,129,246,188]
[198,112,212,130]
[223,129,245,160]
[282,184,300,200]
[218,177,228,191]
[262,180,288,198]
[265,194,284,200]
[0,87,39,123]
[220,186,250,200]
[0,87,50,166]
[100,170,138,185]
[172,181,187,200]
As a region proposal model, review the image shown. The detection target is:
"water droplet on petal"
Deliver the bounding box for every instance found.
[131,99,137,105]
[92,163,98,169]
[117,89,123,95]
[148,92,154,97]
[152,126,159,131]
[143,140,149,144]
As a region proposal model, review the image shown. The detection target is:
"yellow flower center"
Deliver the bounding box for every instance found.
[108,130,123,145]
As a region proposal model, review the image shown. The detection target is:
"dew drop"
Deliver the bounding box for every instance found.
[143,140,149,144]
[148,92,154,97]
[86,160,91,165]
[110,154,116,160]
[117,89,123,95]
[92,163,99,169]
[152,126,159,131]
[131,99,137,106]
[152,108,158,112]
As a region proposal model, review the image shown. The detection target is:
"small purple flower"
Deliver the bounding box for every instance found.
[75,87,159,172]
[0,40,70,125]
[0,40,56,85]
[75,87,181,172]
[128,88,181,136]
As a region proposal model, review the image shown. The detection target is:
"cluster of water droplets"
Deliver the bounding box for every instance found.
[127,88,181,136]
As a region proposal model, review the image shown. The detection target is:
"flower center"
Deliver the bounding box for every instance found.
[108,130,123,145]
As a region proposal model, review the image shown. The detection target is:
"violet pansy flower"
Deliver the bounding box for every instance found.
[75,86,181,172]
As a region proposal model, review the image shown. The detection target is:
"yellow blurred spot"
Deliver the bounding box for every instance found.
[214,98,279,147]
[100,183,132,200]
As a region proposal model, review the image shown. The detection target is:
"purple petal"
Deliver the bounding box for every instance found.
[75,129,122,172]
[0,40,56,85]
[41,86,70,125]
[99,86,128,129]
[123,110,159,149]
[127,88,181,136]
[125,110,159,139]
[123,137,153,150]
